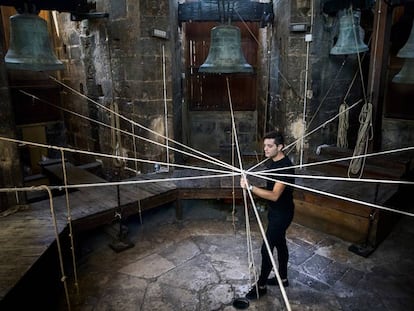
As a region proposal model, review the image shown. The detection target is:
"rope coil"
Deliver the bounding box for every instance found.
[337,101,349,148]
[348,102,373,177]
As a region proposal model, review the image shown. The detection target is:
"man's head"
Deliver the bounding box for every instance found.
[263,131,285,159]
[263,131,285,146]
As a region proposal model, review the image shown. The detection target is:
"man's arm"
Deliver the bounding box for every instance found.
[250,182,286,202]
[240,177,286,202]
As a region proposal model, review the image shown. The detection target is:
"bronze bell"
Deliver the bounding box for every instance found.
[392,23,414,84]
[5,13,64,71]
[199,24,253,74]
[392,59,414,84]
[330,8,369,55]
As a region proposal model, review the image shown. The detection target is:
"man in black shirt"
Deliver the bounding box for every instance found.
[240,131,295,300]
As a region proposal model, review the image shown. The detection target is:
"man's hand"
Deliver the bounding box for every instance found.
[240,176,249,189]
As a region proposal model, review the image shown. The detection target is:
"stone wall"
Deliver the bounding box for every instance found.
[271,0,306,163]
[56,0,179,174]
[188,111,258,156]
[53,0,382,169]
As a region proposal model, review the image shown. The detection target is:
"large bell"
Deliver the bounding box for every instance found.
[5,13,64,71]
[392,59,414,84]
[199,25,253,74]
[392,22,414,84]
[330,8,369,55]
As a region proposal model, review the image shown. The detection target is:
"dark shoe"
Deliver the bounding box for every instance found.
[245,285,267,300]
[267,277,289,287]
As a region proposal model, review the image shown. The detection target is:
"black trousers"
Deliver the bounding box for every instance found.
[257,210,294,286]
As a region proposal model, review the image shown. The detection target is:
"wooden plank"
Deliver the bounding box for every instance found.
[293,199,371,244]
[138,189,178,211]
[178,188,243,200]
[42,163,107,185]
[178,1,272,22]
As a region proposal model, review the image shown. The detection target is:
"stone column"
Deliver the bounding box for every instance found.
[80,19,101,152]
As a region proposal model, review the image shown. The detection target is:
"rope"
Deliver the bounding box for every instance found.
[350,6,368,104]
[344,5,371,178]
[348,102,373,177]
[368,0,382,103]
[307,58,347,129]
[231,125,237,232]
[20,90,237,173]
[2,132,412,207]
[244,197,257,292]
[264,145,414,175]
[44,185,71,311]
[233,8,302,103]
[47,77,237,172]
[0,186,71,309]
[337,102,349,148]
[162,44,170,170]
[299,0,314,168]
[41,186,72,310]
[60,150,79,297]
[258,171,414,187]
[244,182,292,309]
[246,171,414,218]
[226,78,292,311]
[225,77,259,295]
[248,99,362,172]
[131,124,139,174]
[53,173,238,190]
[0,135,238,176]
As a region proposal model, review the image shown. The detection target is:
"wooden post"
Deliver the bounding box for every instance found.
[367,0,393,151]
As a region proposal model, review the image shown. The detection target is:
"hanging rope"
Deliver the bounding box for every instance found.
[249,99,362,172]
[47,77,237,172]
[60,150,80,297]
[348,102,373,177]
[225,78,292,311]
[243,189,258,293]
[231,125,237,232]
[334,41,370,151]
[337,101,349,148]
[341,5,371,177]
[0,185,71,309]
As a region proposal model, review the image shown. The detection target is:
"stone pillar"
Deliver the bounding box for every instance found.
[80,19,101,153]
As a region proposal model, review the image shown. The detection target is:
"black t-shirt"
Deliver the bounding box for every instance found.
[265,156,295,214]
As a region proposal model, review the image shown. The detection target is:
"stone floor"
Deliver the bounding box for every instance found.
[59,199,414,311]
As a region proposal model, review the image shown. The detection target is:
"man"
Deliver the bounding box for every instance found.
[240,131,295,300]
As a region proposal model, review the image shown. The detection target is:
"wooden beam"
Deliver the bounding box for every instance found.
[367,0,393,151]
[178,1,273,24]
